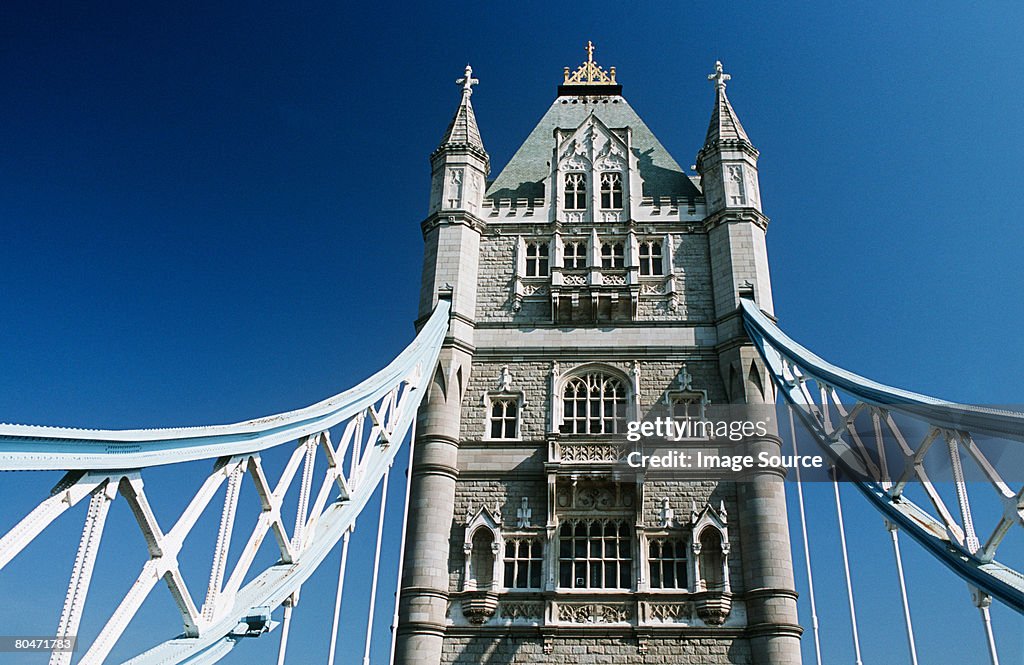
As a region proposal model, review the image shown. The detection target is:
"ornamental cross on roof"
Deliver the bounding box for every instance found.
[708,60,731,90]
[456,65,478,98]
[562,40,617,86]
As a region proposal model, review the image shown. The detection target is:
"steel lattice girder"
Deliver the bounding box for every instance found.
[0,301,450,665]
[741,299,1024,614]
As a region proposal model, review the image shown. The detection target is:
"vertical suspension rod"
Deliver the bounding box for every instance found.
[788,405,823,665]
[277,598,294,665]
[363,467,391,665]
[886,521,919,665]
[972,589,1001,665]
[327,529,352,665]
[389,419,417,665]
[833,468,863,665]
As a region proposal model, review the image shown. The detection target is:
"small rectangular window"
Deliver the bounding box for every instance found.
[489,398,518,439]
[525,242,549,277]
[649,538,689,589]
[563,241,587,269]
[601,242,624,269]
[639,240,663,276]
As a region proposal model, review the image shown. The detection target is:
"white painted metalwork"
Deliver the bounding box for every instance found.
[742,299,1024,615]
[885,521,919,665]
[363,468,390,665]
[388,419,416,665]
[832,473,863,665]
[788,405,823,665]
[0,300,450,665]
[327,528,352,665]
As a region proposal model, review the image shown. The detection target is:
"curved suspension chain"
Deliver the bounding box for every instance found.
[0,301,450,664]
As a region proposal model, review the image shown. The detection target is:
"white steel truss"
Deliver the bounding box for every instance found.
[0,301,450,665]
[742,299,1024,615]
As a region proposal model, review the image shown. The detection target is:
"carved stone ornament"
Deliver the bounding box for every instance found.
[461,590,499,624]
[648,601,693,622]
[694,591,732,626]
[558,602,632,624]
[500,601,544,621]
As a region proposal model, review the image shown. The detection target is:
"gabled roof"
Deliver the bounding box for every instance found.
[486,96,699,201]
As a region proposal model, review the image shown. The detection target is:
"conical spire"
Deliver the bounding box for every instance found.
[702,61,751,149]
[435,65,487,159]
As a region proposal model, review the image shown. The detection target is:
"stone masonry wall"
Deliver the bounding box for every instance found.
[474,232,715,324]
[441,635,750,665]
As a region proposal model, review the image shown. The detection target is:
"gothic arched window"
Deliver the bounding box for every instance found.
[564,173,587,210]
[560,372,628,435]
[600,172,623,209]
[639,240,663,276]
[525,242,549,277]
[558,519,633,589]
[601,242,625,269]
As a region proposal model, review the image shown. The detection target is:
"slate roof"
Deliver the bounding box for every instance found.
[702,84,750,148]
[436,94,485,157]
[486,95,700,201]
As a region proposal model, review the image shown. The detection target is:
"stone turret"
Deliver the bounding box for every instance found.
[699,62,803,664]
[396,66,487,665]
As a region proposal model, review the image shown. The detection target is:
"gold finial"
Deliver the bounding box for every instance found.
[708,60,731,90]
[562,41,618,86]
[456,64,479,98]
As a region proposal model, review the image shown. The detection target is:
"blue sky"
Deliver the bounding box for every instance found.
[1,1,1022,663]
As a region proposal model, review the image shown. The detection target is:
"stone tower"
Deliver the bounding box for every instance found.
[395,47,802,665]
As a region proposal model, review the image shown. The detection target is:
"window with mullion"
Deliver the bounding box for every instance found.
[525,242,549,277]
[563,241,587,269]
[649,538,689,589]
[638,240,663,276]
[600,172,623,209]
[559,373,627,435]
[489,398,518,439]
[503,538,543,589]
[558,519,633,589]
[601,242,625,269]
[564,173,587,210]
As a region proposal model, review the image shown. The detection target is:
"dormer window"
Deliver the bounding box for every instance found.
[564,173,587,210]
[600,172,623,209]
[525,242,549,277]
[563,241,587,269]
[601,242,624,269]
[639,240,663,276]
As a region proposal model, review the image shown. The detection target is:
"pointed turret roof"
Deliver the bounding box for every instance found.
[434,65,487,161]
[701,61,752,149]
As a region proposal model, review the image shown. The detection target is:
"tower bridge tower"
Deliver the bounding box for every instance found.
[395,46,802,665]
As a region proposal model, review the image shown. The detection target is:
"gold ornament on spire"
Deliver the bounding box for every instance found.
[562,40,617,86]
